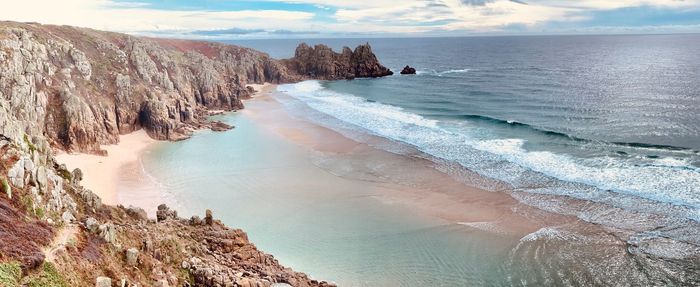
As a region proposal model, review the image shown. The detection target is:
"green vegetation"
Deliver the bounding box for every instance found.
[22,134,36,153]
[57,169,71,181]
[20,194,33,215]
[34,207,45,219]
[23,262,68,287]
[1,178,9,199]
[0,261,22,287]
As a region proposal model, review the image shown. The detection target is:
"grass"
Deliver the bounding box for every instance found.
[0,261,21,287]
[23,262,68,287]
[1,178,9,200]
[22,134,36,153]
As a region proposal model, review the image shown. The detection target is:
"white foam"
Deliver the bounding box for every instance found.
[279,81,700,221]
[416,68,470,77]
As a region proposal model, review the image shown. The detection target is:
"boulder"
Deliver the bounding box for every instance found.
[95,276,111,287]
[99,223,117,243]
[205,209,213,226]
[400,65,416,75]
[71,168,83,185]
[126,205,148,221]
[85,217,99,233]
[62,211,75,223]
[156,204,177,222]
[210,121,233,132]
[126,248,139,266]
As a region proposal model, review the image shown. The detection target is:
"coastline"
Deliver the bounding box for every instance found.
[52,84,274,210]
[244,85,572,235]
[54,129,157,205]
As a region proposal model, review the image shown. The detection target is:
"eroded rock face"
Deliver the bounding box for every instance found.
[0,22,392,155]
[0,22,289,153]
[283,43,393,80]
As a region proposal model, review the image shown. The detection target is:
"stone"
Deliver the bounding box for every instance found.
[96,276,111,287]
[126,248,139,266]
[126,205,148,221]
[99,223,117,243]
[85,217,99,233]
[400,65,417,75]
[156,204,177,222]
[71,168,83,185]
[62,211,75,223]
[205,209,213,226]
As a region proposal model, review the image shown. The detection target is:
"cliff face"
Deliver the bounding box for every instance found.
[283,43,393,80]
[0,21,391,156]
[0,22,294,154]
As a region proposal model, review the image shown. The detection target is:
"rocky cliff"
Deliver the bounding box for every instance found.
[0,21,391,156]
[0,21,394,287]
[283,43,393,80]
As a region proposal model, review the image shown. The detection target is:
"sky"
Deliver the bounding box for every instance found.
[1,0,700,38]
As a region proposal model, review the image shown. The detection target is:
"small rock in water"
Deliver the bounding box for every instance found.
[400,65,417,75]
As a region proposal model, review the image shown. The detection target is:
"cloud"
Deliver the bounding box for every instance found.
[191,28,266,36]
[0,0,698,37]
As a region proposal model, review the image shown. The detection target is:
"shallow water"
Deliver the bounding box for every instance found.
[133,94,699,286]
[129,35,700,285]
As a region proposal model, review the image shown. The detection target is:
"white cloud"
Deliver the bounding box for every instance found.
[0,0,699,37]
[0,0,315,34]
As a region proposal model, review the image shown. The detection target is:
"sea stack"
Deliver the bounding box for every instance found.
[400,65,417,74]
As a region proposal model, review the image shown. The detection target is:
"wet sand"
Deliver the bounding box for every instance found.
[243,86,575,238]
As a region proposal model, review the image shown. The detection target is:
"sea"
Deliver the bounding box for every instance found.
[133,35,700,286]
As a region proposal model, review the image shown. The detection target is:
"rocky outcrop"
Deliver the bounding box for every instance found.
[400,65,416,75]
[283,43,393,80]
[1,131,335,287]
[0,22,391,155]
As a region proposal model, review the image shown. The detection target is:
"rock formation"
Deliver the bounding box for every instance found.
[282,43,393,80]
[0,21,391,156]
[400,65,416,75]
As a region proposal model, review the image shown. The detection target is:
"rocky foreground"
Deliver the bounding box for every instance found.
[0,21,394,286]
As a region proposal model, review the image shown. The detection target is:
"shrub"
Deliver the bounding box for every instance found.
[1,178,9,199]
[0,261,22,287]
[22,134,36,153]
[23,262,68,287]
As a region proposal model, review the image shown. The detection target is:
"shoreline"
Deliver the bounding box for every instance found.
[54,129,156,205]
[242,84,575,237]
[52,84,274,209]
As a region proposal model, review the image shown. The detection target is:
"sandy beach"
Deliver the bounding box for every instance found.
[54,129,156,205]
[53,85,272,207]
[243,85,575,236]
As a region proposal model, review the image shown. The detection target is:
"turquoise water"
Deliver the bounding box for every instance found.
[136,35,700,285]
[138,96,699,286]
[139,104,520,286]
